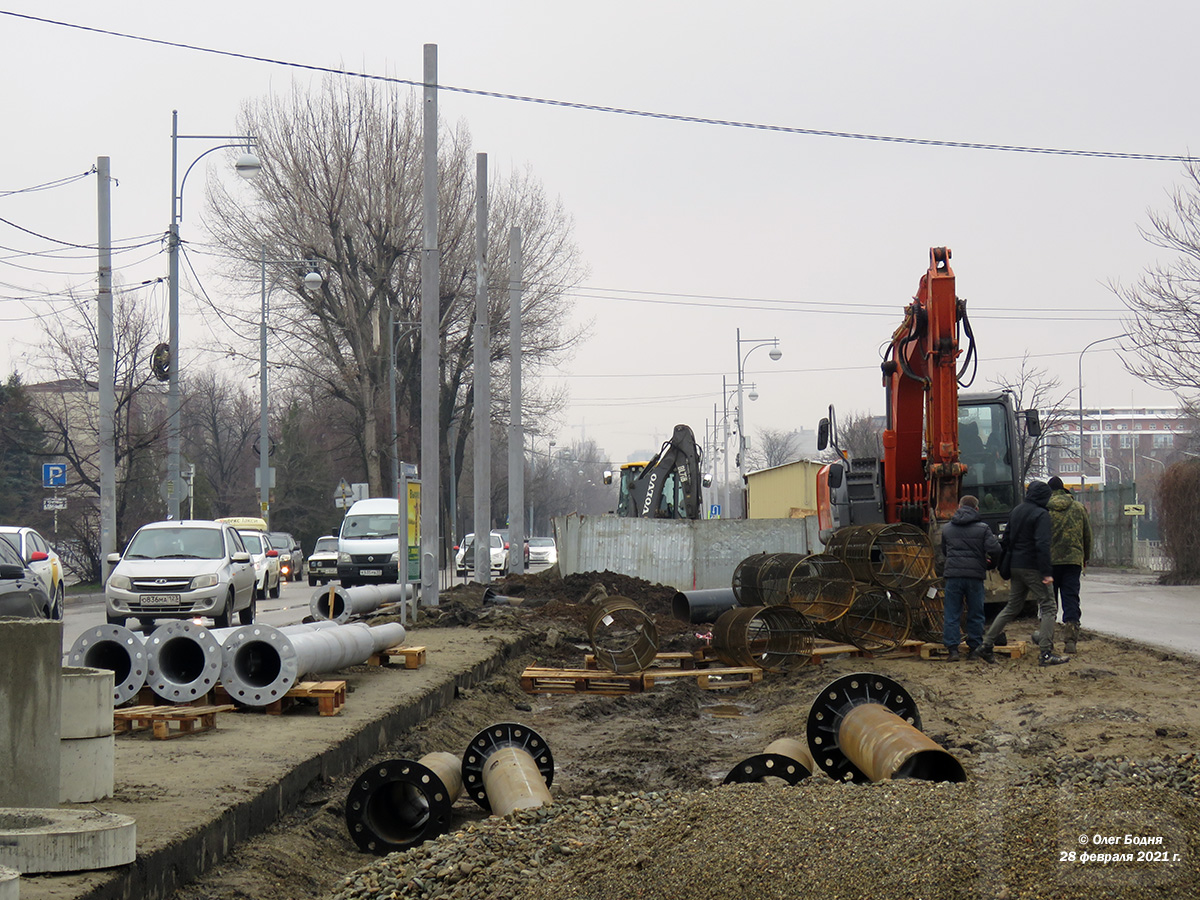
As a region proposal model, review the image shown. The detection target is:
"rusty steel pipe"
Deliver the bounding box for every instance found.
[724,737,815,785]
[587,597,658,674]
[345,751,463,854]
[806,672,965,784]
[462,723,554,816]
[712,605,814,671]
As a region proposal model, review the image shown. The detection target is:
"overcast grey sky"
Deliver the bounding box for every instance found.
[1,1,1193,470]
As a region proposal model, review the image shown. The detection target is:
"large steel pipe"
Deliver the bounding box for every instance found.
[587,597,658,674]
[806,672,965,783]
[309,583,415,624]
[671,588,737,624]
[724,737,815,785]
[712,605,814,671]
[66,624,148,705]
[346,751,463,854]
[219,621,405,706]
[462,723,554,816]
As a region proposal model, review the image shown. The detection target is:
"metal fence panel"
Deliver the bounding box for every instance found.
[1076,483,1138,568]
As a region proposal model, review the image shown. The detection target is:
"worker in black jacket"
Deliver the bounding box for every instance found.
[940,495,1003,661]
[979,480,1069,666]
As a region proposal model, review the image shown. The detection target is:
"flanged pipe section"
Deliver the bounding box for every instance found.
[143,620,224,701]
[66,624,147,705]
[346,751,462,854]
[462,723,554,816]
[806,672,965,783]
[712,605,814,671]
[309,583,414,624]
[724,737,815,785]
[220,621,405,705]
[587,597,658,674]
[671,588,737,624]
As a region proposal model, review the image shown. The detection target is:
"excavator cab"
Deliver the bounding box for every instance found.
[606,425,706,519]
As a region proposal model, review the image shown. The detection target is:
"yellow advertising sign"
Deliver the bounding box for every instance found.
[406,481,421,580]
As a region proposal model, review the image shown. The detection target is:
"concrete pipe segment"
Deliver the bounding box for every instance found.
[806,672,965,784]
[724,737,815,785]
[59,666,115,804]
[219,621,406,706]
[66,623,148,706]
[1,618,62,808]
[0,809,135,874]
[462,723,554,816]
[671,588,737,624]
[309,583,414,624]
[345,751,463,855]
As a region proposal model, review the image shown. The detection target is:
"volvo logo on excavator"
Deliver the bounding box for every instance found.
[640,472,659,516]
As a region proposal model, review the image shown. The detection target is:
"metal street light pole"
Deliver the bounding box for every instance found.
[734,328,782,516]
[1076,333,1128,490]
[167,110,260,519]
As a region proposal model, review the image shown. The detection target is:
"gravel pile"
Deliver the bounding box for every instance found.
[328,781,1200,900]
[1042,753,1200,794]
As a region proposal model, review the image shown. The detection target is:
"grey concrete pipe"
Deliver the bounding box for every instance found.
[66,623,148,705]
[1,618,62,807]
[219,621,406,706]
[309,583,414,624]
[462,723,554,816]
[724,737,815,785]
[671,588,738,624]
[346,751,463,854]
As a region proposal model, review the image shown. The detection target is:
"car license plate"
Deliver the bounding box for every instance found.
[359,569,382,576]
[139,594,181,606]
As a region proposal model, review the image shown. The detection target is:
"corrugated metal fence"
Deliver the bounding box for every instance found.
[554,514,819,591]
[1076,483,1139,568]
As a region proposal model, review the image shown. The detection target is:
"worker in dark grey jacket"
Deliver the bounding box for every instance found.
[980,480,1069,667]
[940,495,1003,661]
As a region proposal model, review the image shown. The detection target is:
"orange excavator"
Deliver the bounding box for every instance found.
[816,248,1039,544]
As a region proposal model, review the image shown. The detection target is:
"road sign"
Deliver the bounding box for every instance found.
[1124,504,1146,516]
[43,498,67,511]
[710,504,721,518]
[334,478,351,498]
[160,478,190,502]
[254,467,276,489]
[43,463,67,487]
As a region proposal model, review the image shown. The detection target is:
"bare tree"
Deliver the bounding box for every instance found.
[206,78,586,501]
[1112,160,1200,399]
[746,427,801,470]
[988,355,1075,479]
[831,410,884,460]
[181,369,258,518]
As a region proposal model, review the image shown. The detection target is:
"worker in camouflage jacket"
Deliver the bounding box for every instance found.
[1046,476,1093,653]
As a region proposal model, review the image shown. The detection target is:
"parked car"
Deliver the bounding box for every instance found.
[0,533,54,619]
[105,520,256,630]
[307,535,338,586]
[268,532,304,582]
[0,525,64,619]
[239,530,281,599]
[454,532,507,577]
[338,498,400,587]
[527,536,558,568]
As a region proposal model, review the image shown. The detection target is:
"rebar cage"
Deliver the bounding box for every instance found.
[712,605,815,671]
[586,597,660,674]
[817,585,913,652]
[822,523,935,590]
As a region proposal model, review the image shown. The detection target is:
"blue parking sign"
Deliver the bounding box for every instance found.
[43,463,67,487]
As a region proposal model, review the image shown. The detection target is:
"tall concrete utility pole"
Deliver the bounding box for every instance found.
[97,157,116,578]
[472,153,492,583]
[507,228,524,573]
[420,44,441,607]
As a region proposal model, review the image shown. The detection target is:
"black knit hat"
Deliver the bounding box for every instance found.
[1047,476,1065,491]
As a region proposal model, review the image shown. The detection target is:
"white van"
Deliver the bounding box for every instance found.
[337,498,400,586]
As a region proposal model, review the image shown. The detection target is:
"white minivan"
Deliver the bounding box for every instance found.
[337,498,400,587]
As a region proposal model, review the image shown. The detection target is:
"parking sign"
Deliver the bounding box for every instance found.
[43,463,67,487]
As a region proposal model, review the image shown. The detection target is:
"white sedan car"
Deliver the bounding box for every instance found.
[0,525,64,619]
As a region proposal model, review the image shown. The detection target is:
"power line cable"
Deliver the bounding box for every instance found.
[0,167,95,197]
[0,10,1191,163]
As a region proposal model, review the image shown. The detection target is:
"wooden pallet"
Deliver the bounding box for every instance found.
[805,639,926,664]
[642,666,763,690]
[920,641,1028,660]
[583,651,698,671]
[367,644,427,669]
[113,704,236,740]
[267,680,347,716]
[520,666,645,695]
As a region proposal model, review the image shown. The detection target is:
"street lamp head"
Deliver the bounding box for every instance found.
[768,347,782,361]
[235,152,262,179]
[748,388,759,402]
[303,270,323,289]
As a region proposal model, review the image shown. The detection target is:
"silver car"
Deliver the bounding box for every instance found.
[105,520,256,630]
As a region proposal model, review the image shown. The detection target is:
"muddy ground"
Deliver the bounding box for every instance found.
[168,569,1200,900]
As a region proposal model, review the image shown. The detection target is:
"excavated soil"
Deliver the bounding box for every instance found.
[167,568,1200,900]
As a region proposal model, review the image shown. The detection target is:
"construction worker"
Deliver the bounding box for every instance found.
[1046,475,1093,653]
[940,495,1003,662]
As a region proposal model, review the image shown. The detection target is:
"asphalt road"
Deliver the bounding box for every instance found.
[1079,570,1200,658]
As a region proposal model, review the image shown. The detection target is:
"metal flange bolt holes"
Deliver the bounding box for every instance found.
[345,751,463,855]
[806,672,966,783]
[66,624,148,706]
[724,737,815,785]
[143,621,225,702]
[461,723,554,816]
[309,583,414,624]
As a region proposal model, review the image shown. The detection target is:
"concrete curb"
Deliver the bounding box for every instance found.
[67,630,535,900]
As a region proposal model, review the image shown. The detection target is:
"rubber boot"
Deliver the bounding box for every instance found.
[1064,622,1079,654]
